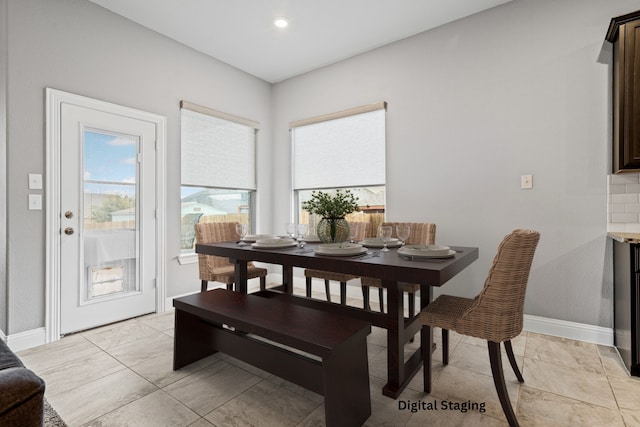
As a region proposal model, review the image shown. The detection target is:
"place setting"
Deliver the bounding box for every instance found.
[314,242,368,257]
[397,244,456,261]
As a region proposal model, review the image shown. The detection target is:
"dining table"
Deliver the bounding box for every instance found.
[195,240,479,399]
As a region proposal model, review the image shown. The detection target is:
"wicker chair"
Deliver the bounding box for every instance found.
[304,222,371,304]
[419,229,540,427]
[361,222,436,316]
[194,222,267,292]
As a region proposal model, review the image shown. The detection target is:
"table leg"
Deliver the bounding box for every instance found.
[421,286,434,393]
[283,265,294,294]
[383,280,404,398]
[233,259,249,294]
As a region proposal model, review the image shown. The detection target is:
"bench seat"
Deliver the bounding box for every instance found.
[173,288,372,427]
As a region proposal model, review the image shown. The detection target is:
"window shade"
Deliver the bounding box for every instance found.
[292,106,386,190]
[181,104,257,190]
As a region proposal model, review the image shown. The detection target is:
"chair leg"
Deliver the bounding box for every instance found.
[504,340,524,383]
[488,341,519,427]
[340,282,347,305]
[442,329,449,365]
[201,280,208,292]
[362,286,371,310]
[226,283,233,291]
[378,288,384,313]
[305,277,312,298]
[324,280,332,302]
[259,276,266,291]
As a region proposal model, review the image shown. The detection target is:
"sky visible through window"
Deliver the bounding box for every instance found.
[84,130,137,197]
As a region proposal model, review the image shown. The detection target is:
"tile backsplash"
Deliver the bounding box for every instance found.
[608,173,640,232]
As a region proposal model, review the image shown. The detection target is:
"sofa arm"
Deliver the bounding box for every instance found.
[0,367,45,426]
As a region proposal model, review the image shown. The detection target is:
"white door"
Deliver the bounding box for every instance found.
[59,102,157,334]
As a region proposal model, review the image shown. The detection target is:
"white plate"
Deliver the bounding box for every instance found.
[315,247,368,257]
[360,237,401,248]
[251,239,297,249]
[315,242,364,255]
[398,246,455,258]
[242,234,275,242]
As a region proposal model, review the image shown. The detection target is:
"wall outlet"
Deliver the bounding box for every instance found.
[521,174,533,189]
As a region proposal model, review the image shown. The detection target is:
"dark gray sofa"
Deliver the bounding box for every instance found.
[0,339,45,426]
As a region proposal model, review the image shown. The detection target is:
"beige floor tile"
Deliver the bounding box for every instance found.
[599,344,631,379]
[296,405,326,427]
[517,386,625,427]
[222,355,273,379]
[446,341,525,383]
[263,375,324,404]
[429,364,520,422]
[164,360,262,416]
[525,333,604,374]
[139,312,176,333]
[18,334,102,372]
[38,349,126,397]
[608,375,640,411]
[620,408,640,426]
[88,390,200,427]
[130,351,220,388]
[188,418,216,427]
[523,358,617,409]
[204,380,319,426]
[405,405,508,427]
[107,332,174,367]
[82,317,166,351]
[46,368,157,426]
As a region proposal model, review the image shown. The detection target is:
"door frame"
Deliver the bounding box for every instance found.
[45,88,166,343]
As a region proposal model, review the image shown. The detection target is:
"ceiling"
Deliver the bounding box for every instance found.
[89,0,512,83]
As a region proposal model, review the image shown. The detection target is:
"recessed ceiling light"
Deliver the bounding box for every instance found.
[274,18,289,28]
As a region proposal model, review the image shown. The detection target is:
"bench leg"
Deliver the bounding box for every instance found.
[324,280,332,302]
[323,333,371,427]
[173,309,218,370]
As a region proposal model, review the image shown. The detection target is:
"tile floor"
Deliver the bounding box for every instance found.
[17,285,640,427]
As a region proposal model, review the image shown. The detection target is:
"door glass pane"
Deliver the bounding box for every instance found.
[83,130,138,302]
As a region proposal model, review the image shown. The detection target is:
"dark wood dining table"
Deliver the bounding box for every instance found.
[195,241,478,399]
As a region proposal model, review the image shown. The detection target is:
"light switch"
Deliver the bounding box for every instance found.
[521,174,533,189]
[29,173,43,190]
[28,194,42,210]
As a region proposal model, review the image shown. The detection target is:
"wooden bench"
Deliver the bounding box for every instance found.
[173,288,372,427]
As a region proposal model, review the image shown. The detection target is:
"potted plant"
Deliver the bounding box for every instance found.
[302,189,360,243]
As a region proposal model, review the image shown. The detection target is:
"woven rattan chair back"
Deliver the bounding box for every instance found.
[194,222,239,275]
[455,229,540,343]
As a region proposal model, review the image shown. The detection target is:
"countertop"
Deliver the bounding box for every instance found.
[608,232,640,243]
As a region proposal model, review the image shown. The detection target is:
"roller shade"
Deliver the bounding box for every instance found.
[292,104,386,190]
[181,101,257,190]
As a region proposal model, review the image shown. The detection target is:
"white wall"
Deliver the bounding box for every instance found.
[271,0,639,327]
[2,0,272,334]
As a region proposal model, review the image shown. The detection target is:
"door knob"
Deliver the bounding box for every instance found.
[64,227,74,235]
[64,211,73,219]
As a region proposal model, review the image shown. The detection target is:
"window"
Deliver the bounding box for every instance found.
[180,101,258,253]
[291,103,386,235]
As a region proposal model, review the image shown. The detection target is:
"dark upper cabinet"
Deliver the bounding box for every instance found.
[607,11,640,173]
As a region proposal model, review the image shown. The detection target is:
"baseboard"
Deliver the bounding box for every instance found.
[523,314,613,346]
[5,327,46,352]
